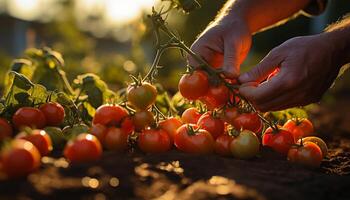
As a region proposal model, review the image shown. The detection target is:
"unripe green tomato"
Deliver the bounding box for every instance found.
[230,130,260,159]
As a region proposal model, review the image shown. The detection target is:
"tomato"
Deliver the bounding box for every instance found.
[197,112,225,139]
[159,117,182,143]
[297,137,328,158]
[288,142,323,168]
[283,118,314,142]
[178,70,209,100]
[92,104,128,126]
[214,134,234,156]
[1,139,41,177]
[0,118,13,141]
[200,84,229,109]
[221,107,239,125]
[232,113,262,133]
[64,134,102,163]
[44,127,66,149]
[127,82,157,110]
[17,129,53,156]
[230,130,260,159]
[12,107,46,130]
[174,124,214,154]
[104,127,129,151]
[181,108,201,124]
[121,116,135,135]
[90,124,107,143]
[133,110,155,131]
[138,128,171,153]
[39,102,65,126]
[262,127,294,155]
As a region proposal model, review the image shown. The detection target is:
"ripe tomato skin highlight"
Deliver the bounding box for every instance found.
[92,105,128,126]
[200,84,229,109]
[178,70,209,100]
[17,129,53,156]
[233,113,262,134]
[159,117,182,143]
[230,130,260,159]
[138,128,171,153]
[127,82,157,110]
[214,134,234,156]
[288,142,323,168]
[0,118,13,141]
[104,127,129,151]
[133,110,155,131]
[90,124,108,143]
[221,107,239,125]
[39,102,65,126]
[283,119,314,142]
[174,124,214,154]
[12,107,46,130]
[197,112,225,139]
[297,136,328,158]
[181,108,201,124]
[1,139,41,178]
[262,127,295,155]
[64,134,102,163]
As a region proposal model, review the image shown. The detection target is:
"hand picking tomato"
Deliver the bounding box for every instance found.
[297,136,328,158]
[197,112,225,139]
[178,70,209,100]
[262,127,294,155]
[181,107,201,124]
[1,139,41,178]
[39,102,65,126]
[159,117,182,143]
[200,84,229,109]
[104,127,129,151]
[64,134,102,163]
[92,104,128,126]
[288,141,323,168]
[16,129,53,156]
[133,110,155,131]
[0,118,13,141]
[12,107,46,130]
[283,118,314,142]
[174,124,214,154]
[138,128,171,153]
[214,134,235,156]
[232,113,262,134]
[90,124,108,143]
[230,130,260,159]
[127,82,157,110]
[221,107,239,125]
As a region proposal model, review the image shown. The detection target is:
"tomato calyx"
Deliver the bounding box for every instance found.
[187,124,200,136]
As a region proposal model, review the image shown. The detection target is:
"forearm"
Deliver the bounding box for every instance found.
[217,0,311,34]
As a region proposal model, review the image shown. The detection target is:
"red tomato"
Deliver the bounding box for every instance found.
[214,134,234,156]
[174,124,214,154]
[39,102,65,126]
[262,127,295,155]
[1,139,41,177]
[178,70,209,100]
[90,124,107,143]
[104,127,129,151]
[0,118,13,141]
[221,107,239,125]
[288,142,323,168]
[120,116,135,135]
[12,107,46,130]
[127,82,157,110]
[232,113,262,133]
[159,117,182,143]
[297,136,328,158]
[181,108,201,124]
[283,119,314,142]
[197,112,225,139]
[17,129,53,156]
[138,128,171,153]
[64,134,102,163]
[133,110,155,131]
[92,104,128,126]
[200,84,229,109]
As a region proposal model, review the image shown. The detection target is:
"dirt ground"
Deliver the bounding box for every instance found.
[1,98,350,200]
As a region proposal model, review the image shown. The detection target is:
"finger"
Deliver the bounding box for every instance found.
[256,90,304,112]
[222,40,240,78]
[189,41,223,68]
[239,49,284,83]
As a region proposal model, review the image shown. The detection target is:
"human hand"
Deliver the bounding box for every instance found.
[238,33,344,111]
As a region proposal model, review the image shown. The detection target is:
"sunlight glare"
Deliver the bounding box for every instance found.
[7,0,41,21]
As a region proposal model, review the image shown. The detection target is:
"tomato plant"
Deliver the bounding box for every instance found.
[232,113,262,134]
[0,118,13,141]
[64,134,102,163]
[104,127,129,151]
[288,141,323,168]
[178,70,209,100]
[92,105,128,126]
[127,82,157,110]
[297,136,328,158]
[138,128,171,153]
[181,107,201,124]
[200,84,229,109]
[44,127,66,149]
[39,102,65,126]
[90,124,107,143]
[262,127,294,155]
[283,118,314,142]
[16,129,53,156]
[121,116,135,135]
[12,107,46,130]
[197,112,225,139]
[230,130,260,159]
[214,134,234,156]
[159,117,182,143]
[221,107,239,125]
[133,110,155,131]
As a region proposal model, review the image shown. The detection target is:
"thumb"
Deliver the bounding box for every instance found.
[239,50,284,83]
[222,41,240,78]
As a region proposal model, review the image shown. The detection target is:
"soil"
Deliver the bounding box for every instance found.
[1,99,350,200]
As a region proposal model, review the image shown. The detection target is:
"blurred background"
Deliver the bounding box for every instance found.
[0,0,349,100]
